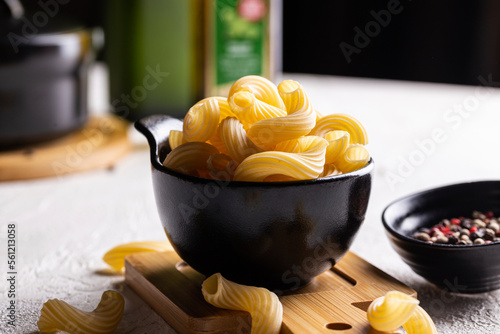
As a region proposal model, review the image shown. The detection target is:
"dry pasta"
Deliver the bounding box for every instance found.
[319,164,341,177]
[324,130,350,164]
[228,75,286,110]
[163,142,219,175]
[219,117,262,163]
[168,130,187,150]
[402,304,438,334]
[247,80,316,149]
[233,136,328,182]
[367,291,437,334]
[229,90,287,128]
[202,273,283,334]
[334,144,370,173]
[311,113,368,145]
[207,153,238,179]
[183,97,221,142]
[161,75,370,181]
[102,241,173,272]
[37,290,124,334]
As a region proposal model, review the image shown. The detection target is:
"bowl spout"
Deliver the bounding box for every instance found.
[135,115,183,166]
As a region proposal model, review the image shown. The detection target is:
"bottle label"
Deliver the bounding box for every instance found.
[214,0,268,85]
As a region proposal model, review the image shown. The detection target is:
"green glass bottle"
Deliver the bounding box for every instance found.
[105,0,204,121]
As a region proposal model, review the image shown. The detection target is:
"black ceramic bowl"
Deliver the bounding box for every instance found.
[382,181,500,293]
[136,115,374,291]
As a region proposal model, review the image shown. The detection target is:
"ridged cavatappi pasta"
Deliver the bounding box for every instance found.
[334,144,370,173]
[161,75,370,181]
[367,291,436,334]
[37,290,125,334]
[247,80,316,149]
[183,97,221,142]
[311,113,368,145]
[228,75,286,110]
[207,153,238,179]
[233,136,328,182]
[229,91,287,128]
[402,305,438,334]
[102,241,173,272]
[163,142,219,175]
[324,130,350,165]
[319,164,341,177]
[219,117,262,163]
[169,130,187,150]
[202,273,283,334]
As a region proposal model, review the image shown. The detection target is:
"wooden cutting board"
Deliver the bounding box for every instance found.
[0,115,130,181]
[125,251,415,334]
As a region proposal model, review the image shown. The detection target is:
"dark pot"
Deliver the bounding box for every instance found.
[0,0,96,149]
[136,114,374,291]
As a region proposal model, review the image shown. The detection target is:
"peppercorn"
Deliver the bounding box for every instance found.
[436,235,448,244]
[474,238,485,244]
[473,219,486,228]
[487,221,500,233]
[461,218,473,230]
[410,211,500,245]
[484,228,496,241]
[447,235,459,244]
[413,232,431,242]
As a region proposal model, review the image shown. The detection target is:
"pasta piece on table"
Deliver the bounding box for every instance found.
[38,290,124,334]
[102,241,173,272]
[202,273,283,334]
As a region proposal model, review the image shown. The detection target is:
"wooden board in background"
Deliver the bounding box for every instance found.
[0,115,130,181]
[125,251,415,334]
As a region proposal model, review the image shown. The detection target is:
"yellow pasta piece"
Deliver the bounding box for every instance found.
[163,142,219,176]
[219,117,262,163]
[202,273,283,334]
[367,291,437,334]
[37,290,124,334]
[207,129,229,154]
[229,91,287,127]
[334,144,370,173]
[367,291,419,332]
[207,153,238,180]
[324,130,350,164]
[247,80,317,149]
[315,109,323,122]
[311,113,368,145]
[319,164,341,178]
[228,75,286,110]
[233,136,328,182]
[102,241,173,272]
[168,130,187,150]
[402,305,438,334]
[183,97,221,142]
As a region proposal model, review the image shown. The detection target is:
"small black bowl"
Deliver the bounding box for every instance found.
[136,115,374,291]
[382,181,500,293]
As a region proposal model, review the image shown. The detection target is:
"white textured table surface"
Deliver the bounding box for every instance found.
[2,72,500,333]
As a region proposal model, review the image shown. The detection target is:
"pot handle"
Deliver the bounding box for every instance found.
[1,0,24,19]
[134,114,183,167]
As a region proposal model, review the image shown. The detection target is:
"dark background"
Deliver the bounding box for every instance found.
[21,0,500,87]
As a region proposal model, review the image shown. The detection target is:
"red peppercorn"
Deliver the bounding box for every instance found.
[450,218,461,225]
[486,211,495,218]
[439,226,450,233]
[470,226,478,233]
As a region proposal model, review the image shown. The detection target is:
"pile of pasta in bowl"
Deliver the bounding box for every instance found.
[165,75,370,182]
